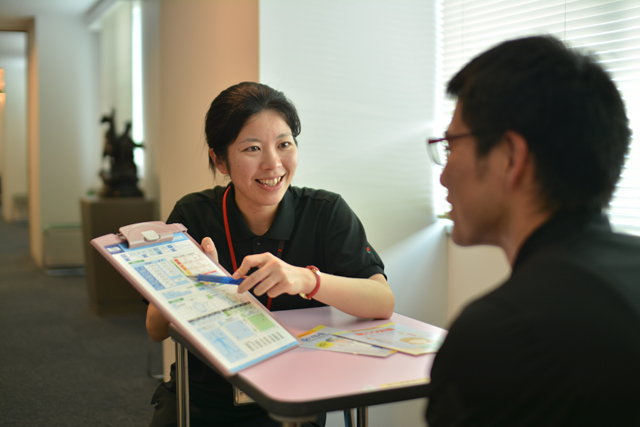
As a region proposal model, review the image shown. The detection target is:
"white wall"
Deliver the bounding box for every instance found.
[98,2,133,142]
[140,0,160,205]
[260,2,445,425]
[260,0,441,250]
[26,15,99,265]
[447,240,511,325]
[0,32,28,222]
[36,15,100,224]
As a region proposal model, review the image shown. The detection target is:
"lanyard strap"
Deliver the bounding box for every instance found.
[222,186,283,310]
[222,186,238,272]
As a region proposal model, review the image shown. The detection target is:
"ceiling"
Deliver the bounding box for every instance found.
[0,0,98,19]
[0,0,98,61]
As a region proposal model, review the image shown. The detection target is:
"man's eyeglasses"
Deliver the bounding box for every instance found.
[426,132,477,166]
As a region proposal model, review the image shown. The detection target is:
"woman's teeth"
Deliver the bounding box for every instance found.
[258,177,282,187]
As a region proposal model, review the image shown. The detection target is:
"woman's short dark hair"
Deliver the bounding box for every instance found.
[204,82,301,171]
[447,35,631,213]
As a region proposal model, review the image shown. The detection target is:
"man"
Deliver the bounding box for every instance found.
[425,35,640,426]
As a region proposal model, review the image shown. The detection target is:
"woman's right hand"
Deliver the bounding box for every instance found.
[146,303,170,342]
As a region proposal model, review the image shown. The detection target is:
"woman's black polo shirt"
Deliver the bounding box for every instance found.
[164,183,385,394]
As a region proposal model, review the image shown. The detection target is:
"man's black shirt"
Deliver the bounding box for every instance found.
[427,210,640,426]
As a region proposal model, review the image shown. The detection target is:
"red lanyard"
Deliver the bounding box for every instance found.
[222,186,238,271]
[222,186,283,310]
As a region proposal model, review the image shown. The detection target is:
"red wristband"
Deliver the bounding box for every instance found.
[300,265,321,300]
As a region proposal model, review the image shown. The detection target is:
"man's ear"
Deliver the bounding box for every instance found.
[503,130,533,190]
[210,148,229,175]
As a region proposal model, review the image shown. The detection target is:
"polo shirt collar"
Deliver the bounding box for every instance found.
[224,184,295,241]
[513,209,611,271]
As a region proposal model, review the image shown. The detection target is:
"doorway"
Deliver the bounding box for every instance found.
[0,30,28,223]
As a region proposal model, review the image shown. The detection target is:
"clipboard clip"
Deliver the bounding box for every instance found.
[119,221,176,249]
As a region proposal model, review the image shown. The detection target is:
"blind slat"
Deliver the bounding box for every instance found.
[440,0,640,235]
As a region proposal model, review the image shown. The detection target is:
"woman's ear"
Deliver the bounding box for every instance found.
[210,148,229,175]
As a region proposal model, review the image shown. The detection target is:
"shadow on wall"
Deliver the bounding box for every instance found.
[380,220,449,328]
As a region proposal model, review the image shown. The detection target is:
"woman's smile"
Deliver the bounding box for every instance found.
[256,176,284,188]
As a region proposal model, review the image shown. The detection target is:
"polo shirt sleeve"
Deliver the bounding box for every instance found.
[319,194,385,280]
[166,204,185,226]
[166,201,202,241]
[164,190,221,246]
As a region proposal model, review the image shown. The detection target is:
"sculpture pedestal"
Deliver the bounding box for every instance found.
[81,197,157,315]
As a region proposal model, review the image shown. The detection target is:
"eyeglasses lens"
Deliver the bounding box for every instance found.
[428,139,447,166]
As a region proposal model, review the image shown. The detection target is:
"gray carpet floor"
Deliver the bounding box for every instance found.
[0,214,161,426]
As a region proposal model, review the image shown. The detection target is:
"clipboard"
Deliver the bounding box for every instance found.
[90,221,299,376]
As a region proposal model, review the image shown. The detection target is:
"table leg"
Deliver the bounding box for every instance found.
[344,408,355,427]
[356,407,368,427]
[269,413,317,427]
[175,341,190,427]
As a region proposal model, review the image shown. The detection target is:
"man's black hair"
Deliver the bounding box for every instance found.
[448,35,631,212]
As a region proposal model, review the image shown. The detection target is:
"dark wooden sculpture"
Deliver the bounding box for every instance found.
[99,110,144,197]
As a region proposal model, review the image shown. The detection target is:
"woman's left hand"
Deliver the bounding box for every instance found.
[232,253,316,298]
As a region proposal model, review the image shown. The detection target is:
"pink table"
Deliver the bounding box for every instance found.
[171,307,445,426]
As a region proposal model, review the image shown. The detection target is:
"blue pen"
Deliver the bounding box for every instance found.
[188,274,244,285]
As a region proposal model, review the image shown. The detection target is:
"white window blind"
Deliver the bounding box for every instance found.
[439,0,640,236]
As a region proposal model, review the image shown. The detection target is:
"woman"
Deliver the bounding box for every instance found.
[146,82,394,427]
